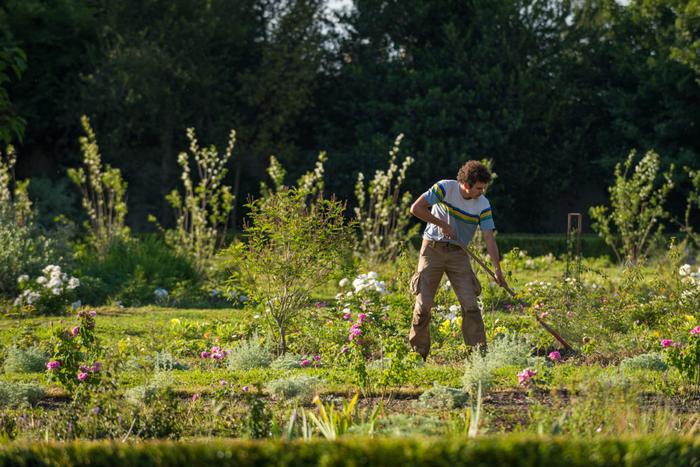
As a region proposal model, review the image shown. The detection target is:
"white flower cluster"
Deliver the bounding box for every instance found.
[679,264,700,288]
[524,280,552,289]
[351,271,387,295]
[14,265,80,307]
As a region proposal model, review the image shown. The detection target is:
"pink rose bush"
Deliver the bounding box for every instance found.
[661,325,700,387]
[47,310,103,394]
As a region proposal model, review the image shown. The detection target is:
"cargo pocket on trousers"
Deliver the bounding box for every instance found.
[409,272,421,295]
[471,272,482,296]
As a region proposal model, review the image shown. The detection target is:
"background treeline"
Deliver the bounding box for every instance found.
[1,0,699,233]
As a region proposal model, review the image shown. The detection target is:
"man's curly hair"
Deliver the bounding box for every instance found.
[457,161,491,186]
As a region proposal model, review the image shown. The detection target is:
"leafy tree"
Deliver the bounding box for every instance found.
[0,0,96,165]
[589,150,674,263]
[81,0,327,229]
[0,46,26,144]
[317,0,596,231]
[235,188,350,353]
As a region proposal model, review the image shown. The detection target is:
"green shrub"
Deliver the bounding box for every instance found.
[0,437,699,464]
[417,383,469,409]
[75,235,199,306]
[620,353,668,372]
[227,338,273,371]
[589,150,673,264]
[0,203,62,298]
[0,381,45,406]
[3,346,47,373]
[266,375,322,403]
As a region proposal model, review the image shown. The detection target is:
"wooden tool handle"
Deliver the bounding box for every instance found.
[459,243,574,352]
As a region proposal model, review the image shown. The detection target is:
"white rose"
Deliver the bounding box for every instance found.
[367,271,378,279]
[679,264,692,277]
[339,278,350,288]
[36,277,47,285]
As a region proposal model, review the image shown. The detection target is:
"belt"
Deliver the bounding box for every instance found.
[426,240,459,249]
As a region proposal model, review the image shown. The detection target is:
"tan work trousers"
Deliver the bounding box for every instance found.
[409,239,486,358]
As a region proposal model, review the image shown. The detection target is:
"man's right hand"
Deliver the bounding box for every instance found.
[441,223,456,240]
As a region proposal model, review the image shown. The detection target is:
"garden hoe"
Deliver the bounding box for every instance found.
[459,244,575,352]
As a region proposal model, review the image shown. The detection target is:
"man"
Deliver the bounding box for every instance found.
[408,160,506,361]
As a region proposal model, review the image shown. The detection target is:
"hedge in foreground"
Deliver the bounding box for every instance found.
[0,436,698,466]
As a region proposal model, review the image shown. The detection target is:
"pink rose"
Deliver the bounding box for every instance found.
[77,371,88,381]
[200,351,211,359]
[690,326,700,336]
[517,368,536,387]
[300,359,311,367]
[47,360,61,370]
[548,351,561,362]
[660,339,673,348]
[71,326,80,337]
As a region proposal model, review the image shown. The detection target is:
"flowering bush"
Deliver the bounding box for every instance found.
[678,264,700,308]
[661,325,700,390]
[14,265,80,315]
[46,310,103,395]
[350,271,388,295]
[336,271,414,392]
[353,134,418,264]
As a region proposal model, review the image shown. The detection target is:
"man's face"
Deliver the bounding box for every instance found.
[461,181,488,199]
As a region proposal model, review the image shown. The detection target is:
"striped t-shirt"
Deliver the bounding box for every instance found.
[422,179,495,247]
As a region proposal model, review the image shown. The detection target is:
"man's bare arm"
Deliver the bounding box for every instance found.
[410,195,456,239]
[482,230,506,286]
